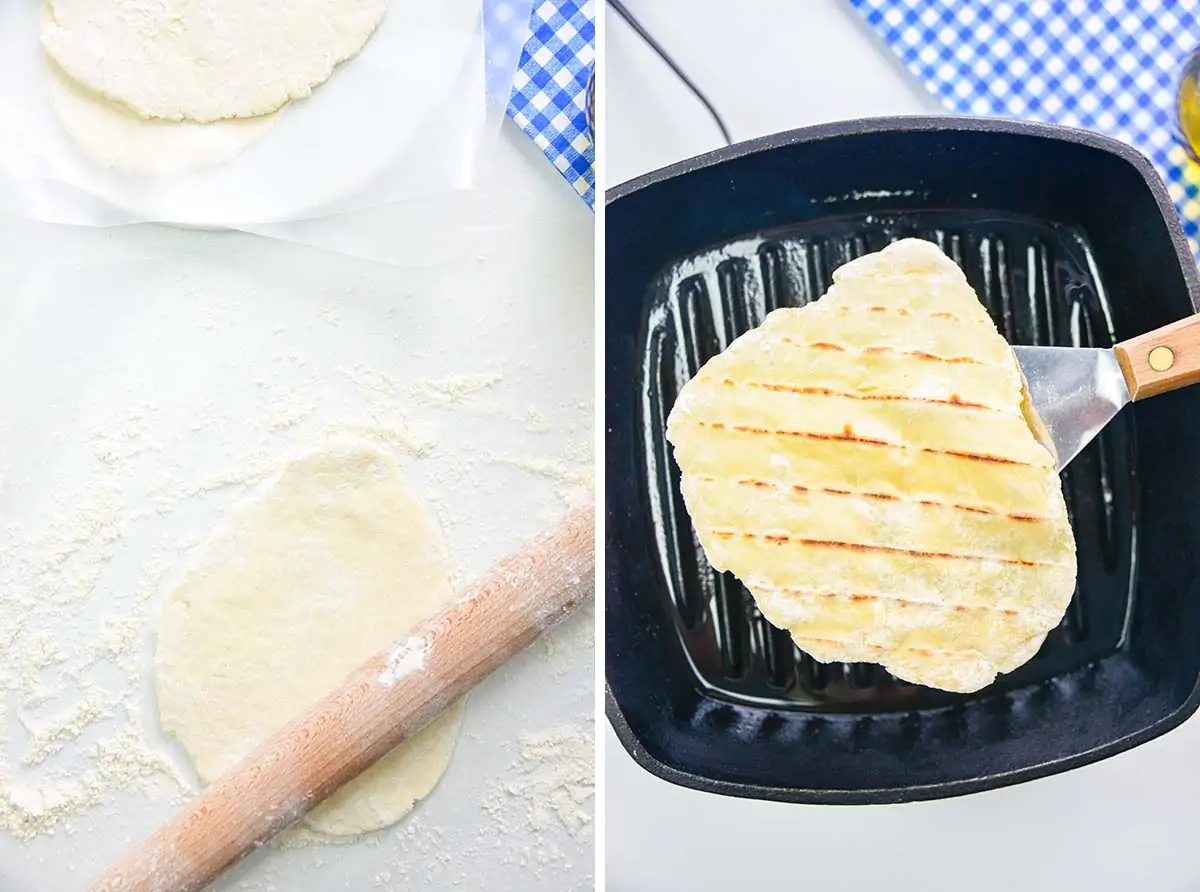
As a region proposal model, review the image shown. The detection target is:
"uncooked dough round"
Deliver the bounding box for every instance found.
[155,442,464,837]
[45,61,280,176]
[42,0,388,123]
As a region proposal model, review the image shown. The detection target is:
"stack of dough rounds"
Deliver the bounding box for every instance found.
[666,238,1077,694]
[40,0,387,174]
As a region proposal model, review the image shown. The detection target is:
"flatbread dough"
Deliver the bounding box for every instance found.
[155,442,464,836]
[45,60,279,176]
[667,239,1077,693]
[42,0,387,122]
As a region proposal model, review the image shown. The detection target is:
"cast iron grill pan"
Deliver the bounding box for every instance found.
[606,118,1200,802]
[641,212,1135,712]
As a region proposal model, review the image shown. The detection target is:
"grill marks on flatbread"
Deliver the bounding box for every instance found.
[666,239,1077,693]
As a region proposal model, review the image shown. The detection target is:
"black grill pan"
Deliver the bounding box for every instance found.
[605,116,1200,803]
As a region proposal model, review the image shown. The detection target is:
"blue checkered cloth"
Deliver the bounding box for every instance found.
[850,0,1200,257]
[507,0,595,207]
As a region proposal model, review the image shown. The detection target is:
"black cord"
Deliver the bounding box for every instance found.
[607,0,733,145]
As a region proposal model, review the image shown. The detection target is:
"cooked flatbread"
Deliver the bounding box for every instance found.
[666,238,1076,693]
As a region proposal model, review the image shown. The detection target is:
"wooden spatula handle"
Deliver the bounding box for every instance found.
[87,501,595,892]
[1114,313,1200,400]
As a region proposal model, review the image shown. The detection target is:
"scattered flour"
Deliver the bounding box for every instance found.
[0,706,187,841]
[407,370,554,437]
[481,453,585,486]
[263,396,315,433]
[325,419,437,459]
[482,726,595,836]
[523,407,552,434]
[541,600,595,666]
[480,441,594,508]
[91,612,145,663]
[22,696,110,767]
[0,471,186,839]
[410,372,503,407]
[363,720,595,891]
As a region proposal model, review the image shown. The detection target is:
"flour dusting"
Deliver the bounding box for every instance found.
[410,372,503,407]
[379,636,429,686]
[480,441,594,509]
[482,726,595,836]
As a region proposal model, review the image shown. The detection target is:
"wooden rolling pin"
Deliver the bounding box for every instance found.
[87,501,595,892]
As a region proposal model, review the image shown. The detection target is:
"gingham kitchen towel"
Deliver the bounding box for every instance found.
[850,0,1200,256]
[508,0,596,207]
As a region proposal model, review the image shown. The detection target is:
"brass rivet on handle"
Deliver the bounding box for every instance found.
[1149,345,1175,372]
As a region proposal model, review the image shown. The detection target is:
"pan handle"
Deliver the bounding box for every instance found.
[1114,313,1200,400]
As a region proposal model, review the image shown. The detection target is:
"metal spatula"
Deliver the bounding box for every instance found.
[1017,314,1200,471]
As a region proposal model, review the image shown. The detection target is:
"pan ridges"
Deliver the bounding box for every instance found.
[667,239,1077,693]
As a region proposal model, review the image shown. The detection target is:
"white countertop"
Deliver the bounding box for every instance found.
[0,122,595,891]
[606,0,938,186]
[605,3,1200,891]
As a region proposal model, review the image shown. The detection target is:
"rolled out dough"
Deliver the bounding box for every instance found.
[155,442,465,837]
[45,61,279,176]
[42,0,388,123]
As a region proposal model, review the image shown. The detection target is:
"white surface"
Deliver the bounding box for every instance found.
[0,122,594,891]
[606,0,938,185]
[606,3,1200,891]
